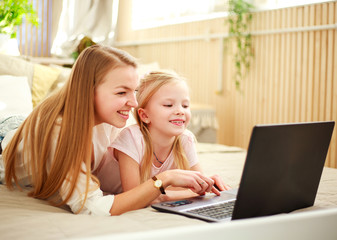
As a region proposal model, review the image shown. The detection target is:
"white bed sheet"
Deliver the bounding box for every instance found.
[0,143,336,240]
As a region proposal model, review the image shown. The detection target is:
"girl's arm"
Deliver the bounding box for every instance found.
[117,149,200,202]
[116,149,141,191]
[109,169,215,215]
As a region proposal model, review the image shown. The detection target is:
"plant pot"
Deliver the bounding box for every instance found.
[0,34,20,56]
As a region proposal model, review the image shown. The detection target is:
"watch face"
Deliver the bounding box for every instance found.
[154,180,162,188]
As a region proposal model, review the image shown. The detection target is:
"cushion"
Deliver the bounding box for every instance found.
[0,75,33,118]
[0,54,62,107]
[0,54,34,88]
[47,64,72,95]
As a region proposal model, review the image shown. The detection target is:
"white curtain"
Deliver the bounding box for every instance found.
[51,0,119,58]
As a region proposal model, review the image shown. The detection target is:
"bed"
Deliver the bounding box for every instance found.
[1,142,337,240]
[1,54,337,239]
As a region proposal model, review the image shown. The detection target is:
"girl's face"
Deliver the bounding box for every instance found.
[140,81,191,139]
[94,66,139,127]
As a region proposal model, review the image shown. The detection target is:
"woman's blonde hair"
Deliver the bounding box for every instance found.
[135,71,190,182]
[3,45,137,211]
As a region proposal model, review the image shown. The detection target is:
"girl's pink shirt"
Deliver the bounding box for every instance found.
[108,124,198,177]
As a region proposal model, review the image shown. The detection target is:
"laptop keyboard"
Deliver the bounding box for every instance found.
[186,200,236,220]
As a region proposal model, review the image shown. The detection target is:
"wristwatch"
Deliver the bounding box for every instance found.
[152,176,166,195]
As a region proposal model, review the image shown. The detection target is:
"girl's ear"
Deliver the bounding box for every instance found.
[138,108,150,124]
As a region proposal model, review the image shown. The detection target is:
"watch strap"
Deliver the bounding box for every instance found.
[152,176,166,195]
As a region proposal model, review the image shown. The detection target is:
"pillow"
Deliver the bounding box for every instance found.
[0,54,34,88]
[47,64,72,95]
[0,75,33,118]
[31,64,61,107]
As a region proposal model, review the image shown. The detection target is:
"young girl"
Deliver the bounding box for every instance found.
[1,45,218,216]
[111,71,229,201]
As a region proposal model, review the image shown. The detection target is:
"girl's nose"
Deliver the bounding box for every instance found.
[175,105,184,115]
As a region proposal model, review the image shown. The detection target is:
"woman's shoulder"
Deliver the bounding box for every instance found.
[118,124,143,141]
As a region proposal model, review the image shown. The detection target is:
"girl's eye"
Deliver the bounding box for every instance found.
[164,104,172,107]
[183,105,189,108]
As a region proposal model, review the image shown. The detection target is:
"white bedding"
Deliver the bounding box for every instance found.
[0,143,336,240]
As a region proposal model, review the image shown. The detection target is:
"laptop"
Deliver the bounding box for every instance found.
[151,121,335,222]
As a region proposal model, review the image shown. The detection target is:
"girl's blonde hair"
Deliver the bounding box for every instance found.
[134,71,190,182]
[3,45,137,211]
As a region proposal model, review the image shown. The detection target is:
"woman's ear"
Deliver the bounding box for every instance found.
[138,108,150,124]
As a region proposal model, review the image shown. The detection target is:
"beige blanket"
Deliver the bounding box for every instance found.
[0,143,336,240]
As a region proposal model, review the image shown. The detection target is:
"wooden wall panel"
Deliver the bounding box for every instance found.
[116,2,337,168]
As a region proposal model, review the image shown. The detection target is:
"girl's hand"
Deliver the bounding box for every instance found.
[158,169,216,196]
[209,174,231,194]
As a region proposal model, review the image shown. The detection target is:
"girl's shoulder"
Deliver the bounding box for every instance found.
[181,129,197,143]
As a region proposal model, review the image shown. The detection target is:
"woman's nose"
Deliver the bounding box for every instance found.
[128,94,138,108]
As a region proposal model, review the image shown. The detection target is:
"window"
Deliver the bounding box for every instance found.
[132,0,334,30]
[132,0,227,29]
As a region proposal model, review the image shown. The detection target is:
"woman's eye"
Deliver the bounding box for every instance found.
[117,92,126,95]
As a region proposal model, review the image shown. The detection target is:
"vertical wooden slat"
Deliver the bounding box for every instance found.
[35,0,39,56]
[306,5,315,121]
[46,0,50,57]
[294,7,303,122]
[331,2,337,168]
[41,0,45,56]
[325,2,334,167]
[271,9,280,123]
[289,7,296,123]
[301,5,309,122]
[284,8,291,122]
[312,5,321,121]
[319,4,328,121]
[278,9,287,122]
[261,11,268,124]
[265,10,271,123]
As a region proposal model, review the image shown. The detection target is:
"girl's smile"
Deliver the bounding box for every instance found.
[169,119,185,126]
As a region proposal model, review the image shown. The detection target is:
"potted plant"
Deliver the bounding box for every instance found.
[225,0,254,91]
[0,0,38,55]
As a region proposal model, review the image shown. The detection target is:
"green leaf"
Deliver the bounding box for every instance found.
[0,0,39,38]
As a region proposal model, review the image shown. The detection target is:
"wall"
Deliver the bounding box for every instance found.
[116,1,337,168]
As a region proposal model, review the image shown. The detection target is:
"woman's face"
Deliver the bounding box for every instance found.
[94,66,139,127]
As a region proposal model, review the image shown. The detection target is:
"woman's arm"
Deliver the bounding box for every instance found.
[109,169,216,215]
[116,149,141,191]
